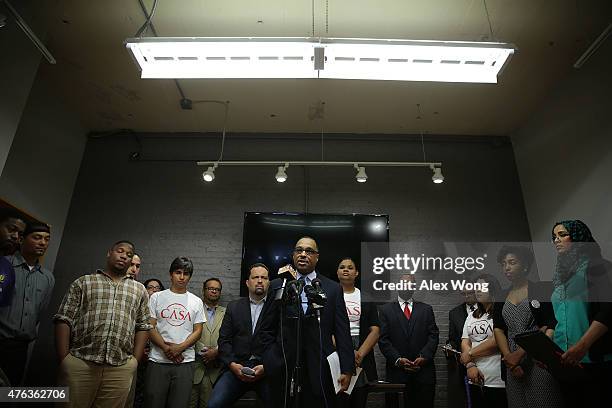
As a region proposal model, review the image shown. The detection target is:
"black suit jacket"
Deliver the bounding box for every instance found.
[378,300,439,385]
[357,301,380,381]
[446,303,468,408]
[447,303,468,352]
[583,258,612,361]
[217,297,271,369]
[265,273,355,396]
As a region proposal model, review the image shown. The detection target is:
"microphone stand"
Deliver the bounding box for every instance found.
[279,278,304,408]
[304,281,328,408]
[292,300,303,408]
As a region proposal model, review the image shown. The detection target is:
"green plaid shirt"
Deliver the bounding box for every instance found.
[53,270,151,366]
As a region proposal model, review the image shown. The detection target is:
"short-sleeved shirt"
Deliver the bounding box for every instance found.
[148,289,205,363]
[0,252,55,341]
[462,311,504,388]
[53,270,151,366]
[343,288,362,337]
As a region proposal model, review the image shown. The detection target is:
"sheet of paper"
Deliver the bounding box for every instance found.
[327,351,362,395]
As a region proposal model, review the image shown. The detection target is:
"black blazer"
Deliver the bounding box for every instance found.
[357,301,379,381]
[264,273,355,396]
[378,300,439,385]
[580,258,612,361]
[217,296,271,368]
[447,303,468,352]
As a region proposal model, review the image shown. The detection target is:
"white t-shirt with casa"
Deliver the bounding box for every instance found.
[462,311,505,388]
[149,289,205,363]
[343,288,361,337]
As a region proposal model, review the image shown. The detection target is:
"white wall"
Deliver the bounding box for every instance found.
[0,0,42,174]
[513,37,612,259]
[0,65,87,270]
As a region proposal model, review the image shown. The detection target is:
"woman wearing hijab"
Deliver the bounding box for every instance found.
[551,220,612,406]
[493,246,562,408]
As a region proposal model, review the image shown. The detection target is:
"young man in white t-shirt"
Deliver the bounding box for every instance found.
[145,257,205,408]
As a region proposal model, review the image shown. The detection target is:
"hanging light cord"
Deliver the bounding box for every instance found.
[135,0,159,37]
[417,104,427,162]
[134,0,188,104]
[483,0,495,40]
[325,0,329,34]
[312,0,315,37]
[191,100,230,162]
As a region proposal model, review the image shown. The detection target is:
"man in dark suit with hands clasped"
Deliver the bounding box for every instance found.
[379,273,439,408]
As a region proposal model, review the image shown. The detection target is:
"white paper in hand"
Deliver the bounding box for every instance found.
[326,351,362,395]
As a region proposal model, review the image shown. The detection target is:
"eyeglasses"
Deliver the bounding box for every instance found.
[146,285,161,291]
[293,247,319,256]
[205,287,221,292]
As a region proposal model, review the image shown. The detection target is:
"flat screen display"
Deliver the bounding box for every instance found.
[240,212,389,296]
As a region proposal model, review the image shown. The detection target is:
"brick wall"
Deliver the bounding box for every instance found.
[32,133,531,406]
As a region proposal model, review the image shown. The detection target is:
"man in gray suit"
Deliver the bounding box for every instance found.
[190,277,226,408]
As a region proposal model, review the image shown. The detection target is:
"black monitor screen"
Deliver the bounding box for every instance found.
[240,212,389,296]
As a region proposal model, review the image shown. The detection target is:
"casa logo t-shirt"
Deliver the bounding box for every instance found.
[462,312,504,388]
[149,289,205,363]
[343,288,362,337]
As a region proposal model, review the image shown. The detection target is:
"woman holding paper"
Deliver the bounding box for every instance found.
[550,220,612,406]
[492,245,561,408]
[336,257,380,408]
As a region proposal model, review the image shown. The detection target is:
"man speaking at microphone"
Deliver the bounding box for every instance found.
[266,236,354,408]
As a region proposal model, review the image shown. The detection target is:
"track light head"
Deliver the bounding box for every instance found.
[203,166,216,182]
[275,165,288,183]
[431,166,444,184]
[354,164,367,183]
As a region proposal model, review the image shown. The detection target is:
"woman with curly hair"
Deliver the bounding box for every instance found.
[493,246,562,408]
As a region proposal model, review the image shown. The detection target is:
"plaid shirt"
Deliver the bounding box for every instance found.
[53,270,151,366]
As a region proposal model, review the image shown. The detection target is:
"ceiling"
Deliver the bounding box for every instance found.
[31,0,612,135]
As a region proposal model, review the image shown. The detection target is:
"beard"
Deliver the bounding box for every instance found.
[399,290,414,300]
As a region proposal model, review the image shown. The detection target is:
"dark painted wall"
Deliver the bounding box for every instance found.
[32,133,531,407]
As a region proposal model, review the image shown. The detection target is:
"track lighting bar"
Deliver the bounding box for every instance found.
[196,161,444,184]
[196,161,441,167]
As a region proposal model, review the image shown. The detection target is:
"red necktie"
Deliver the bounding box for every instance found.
[403,302,411,320]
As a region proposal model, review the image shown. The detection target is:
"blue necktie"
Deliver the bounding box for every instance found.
[298,275,308,313]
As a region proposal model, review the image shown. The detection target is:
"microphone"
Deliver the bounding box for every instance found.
[274,278,288,301]
[305,278,327,323]
[311,278,326,299]
[305,279,327,308]
[285,279,304,304]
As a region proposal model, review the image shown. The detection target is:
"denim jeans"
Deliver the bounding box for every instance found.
[208,369,269,408]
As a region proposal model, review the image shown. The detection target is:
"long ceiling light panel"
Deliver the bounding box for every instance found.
[125,37,515,83]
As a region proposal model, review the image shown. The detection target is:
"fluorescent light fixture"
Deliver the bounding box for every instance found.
[125,37,515,83]
[354,164,368,183]
[275,165,288,183]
